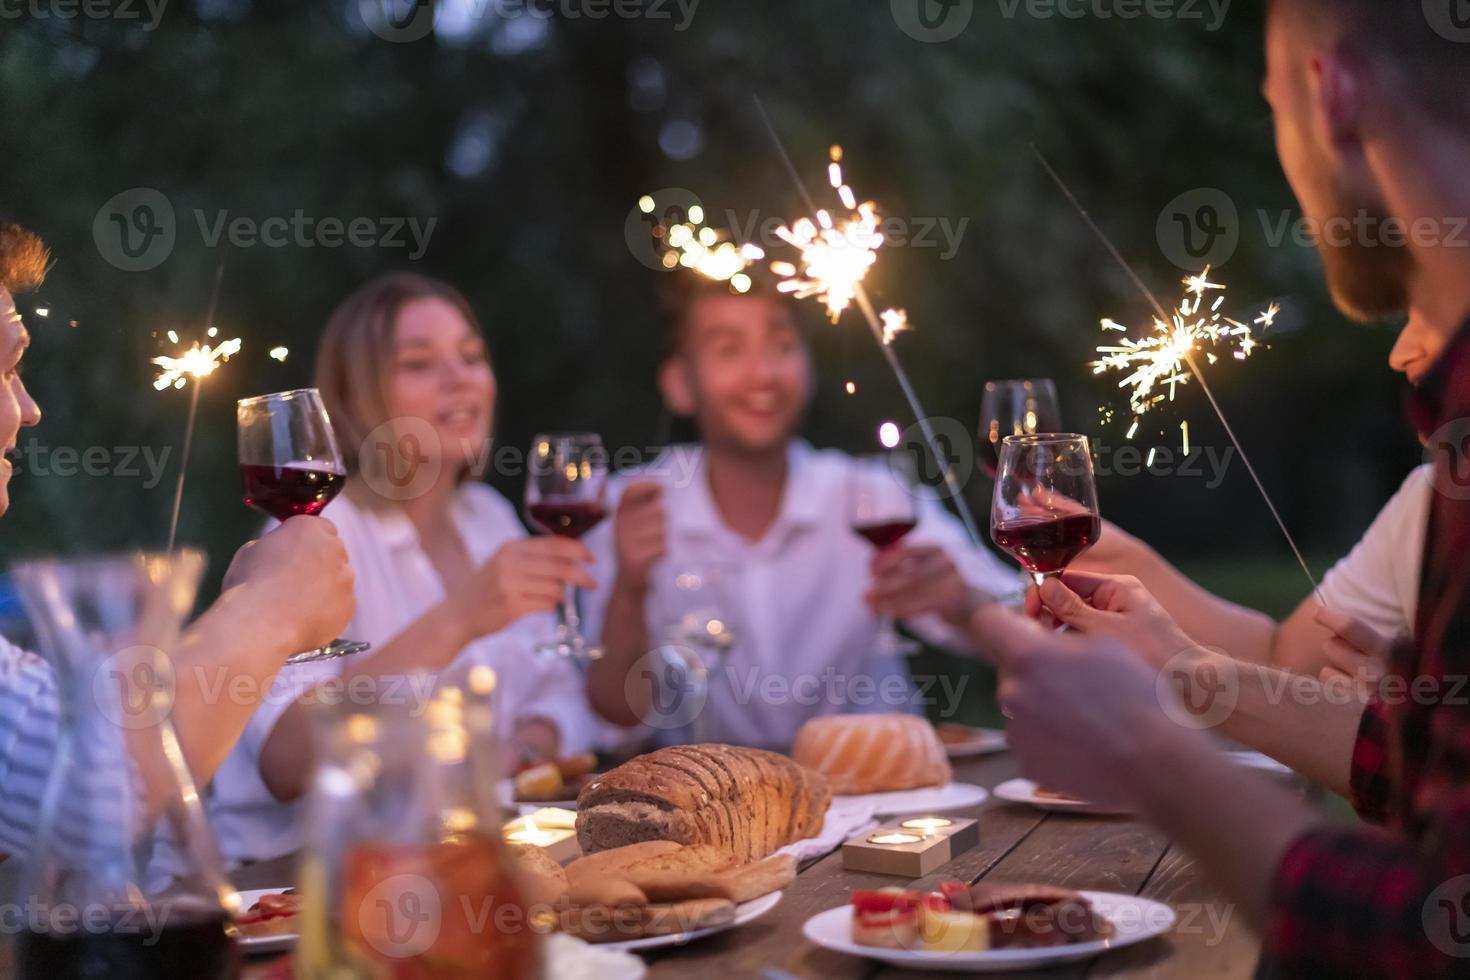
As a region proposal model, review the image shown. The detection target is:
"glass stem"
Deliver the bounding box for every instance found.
[562,581,580,638]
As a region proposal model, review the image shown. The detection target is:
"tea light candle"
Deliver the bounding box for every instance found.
[842,818,980,877]
[503,816,581,864]
[900,817,954,832]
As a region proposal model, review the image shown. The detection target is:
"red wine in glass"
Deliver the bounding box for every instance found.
[852,519,918,550]
[17,907,240,980]
[527,500,608,539]
[992,513,1101,576]
[240,463,346,520]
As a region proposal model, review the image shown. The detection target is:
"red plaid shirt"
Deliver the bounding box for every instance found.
[1259,320,1470,978]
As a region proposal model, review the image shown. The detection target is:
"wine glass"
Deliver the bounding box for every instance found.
[525,432,608,660]
[979,379,1063,478]
[990,433,1101,589]
[848,451,922,658]
[238,388,369,666]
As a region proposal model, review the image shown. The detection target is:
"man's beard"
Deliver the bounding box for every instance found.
[1313,179,1413,322]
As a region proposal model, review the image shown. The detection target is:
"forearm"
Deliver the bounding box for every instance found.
[585,578,650,727]
[1124,716,1325,931]
[1127,546,1278,663]
[167,583,301,785]
[258,600,471,802]
[1182,646,1361,796]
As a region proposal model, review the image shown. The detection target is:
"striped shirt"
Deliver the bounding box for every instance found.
[0,634,60,857]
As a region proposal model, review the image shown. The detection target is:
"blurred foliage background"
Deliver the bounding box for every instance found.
[0,0,1421,641]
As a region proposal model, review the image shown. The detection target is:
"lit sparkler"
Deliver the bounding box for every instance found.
[1091,265,1276,430]
[640,195,762,294]
[152,336,242,391]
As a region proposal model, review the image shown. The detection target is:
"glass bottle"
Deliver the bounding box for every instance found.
[9,550,241,979]
[295,668,541,979]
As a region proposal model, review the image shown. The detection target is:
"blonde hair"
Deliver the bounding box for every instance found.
[0,221,50,295]
[315,272,485,477]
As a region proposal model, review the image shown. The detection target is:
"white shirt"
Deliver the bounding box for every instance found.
[205,482,599,866]
[0,636,59,857]
[1318,464,1432,641]
[581,442,1017,749]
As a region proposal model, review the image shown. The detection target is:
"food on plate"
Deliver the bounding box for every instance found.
[934,723,981,746]
[553,841,791,943]
[791,713,951,794]
[1033,787,1085,803]
[514,752,599,803]
[850,882,1113,953]
[234,890,300,941]
[575,744,830,863]
[507,843,570,908]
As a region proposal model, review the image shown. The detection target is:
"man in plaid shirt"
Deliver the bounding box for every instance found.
[972,3,1470,976]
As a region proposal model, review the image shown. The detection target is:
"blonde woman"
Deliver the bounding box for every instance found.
[207,273,598,867]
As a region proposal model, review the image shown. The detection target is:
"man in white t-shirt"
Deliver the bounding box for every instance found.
[0,220,356,859]
[1057,310,1442,686]
[582,276,1017,749]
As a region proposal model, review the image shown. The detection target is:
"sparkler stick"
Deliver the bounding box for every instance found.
[159,258,236,555]
[752,97,985,548]
[1029,145,1322,601]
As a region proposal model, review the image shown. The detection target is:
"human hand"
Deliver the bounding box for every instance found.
[452,537,596,639]
[1065,519,1146,575]
[978,605,1179,808]
[224,516,356,655]
[1028,572,1197,671]
[867,543,978,627]
[612,481,666,594]
[1314,607,1392,688]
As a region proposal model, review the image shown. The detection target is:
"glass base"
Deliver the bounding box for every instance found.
[535,633,603,661]
[284,638,371,666]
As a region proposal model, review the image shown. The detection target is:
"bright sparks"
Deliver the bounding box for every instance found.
[880,308,909,345]
[153,336,242,391]
[269,346,289,363]
[1092,266,1274,437]
[770,145,885,322]
[641,195,762,290]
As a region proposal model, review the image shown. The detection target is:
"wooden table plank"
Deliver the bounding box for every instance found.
[1086,844,1258,980]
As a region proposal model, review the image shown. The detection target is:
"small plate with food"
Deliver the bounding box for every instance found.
[595,890,783,952]
[838,782,990,818]
[934,724,1008,759]
[233,888,300,954]
[502,752,600,809]
[992,779,1132,816]
[803,882,1175,972]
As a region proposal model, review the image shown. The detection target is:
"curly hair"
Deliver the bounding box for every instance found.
[0,221,49,295]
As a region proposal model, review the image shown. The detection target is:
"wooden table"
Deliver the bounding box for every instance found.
[236,749,1260,978]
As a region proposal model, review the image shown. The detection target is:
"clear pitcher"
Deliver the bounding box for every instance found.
[9,550,241,979]
[295,669,542,979]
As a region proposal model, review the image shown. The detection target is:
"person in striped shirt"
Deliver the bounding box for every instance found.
[0,220,357,858]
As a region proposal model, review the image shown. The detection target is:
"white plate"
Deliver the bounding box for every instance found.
[234,888,298,954]
[835,782,989,818]
[1227,750,1293,777]
[936,726,1008,759]
[992,779,1132,816]
[498,779,579,811]
[802,890,1177,972]
[597,890,783,953]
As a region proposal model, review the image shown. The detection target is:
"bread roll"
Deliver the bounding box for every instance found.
[790,714,951,794]
[575,744,830,863]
